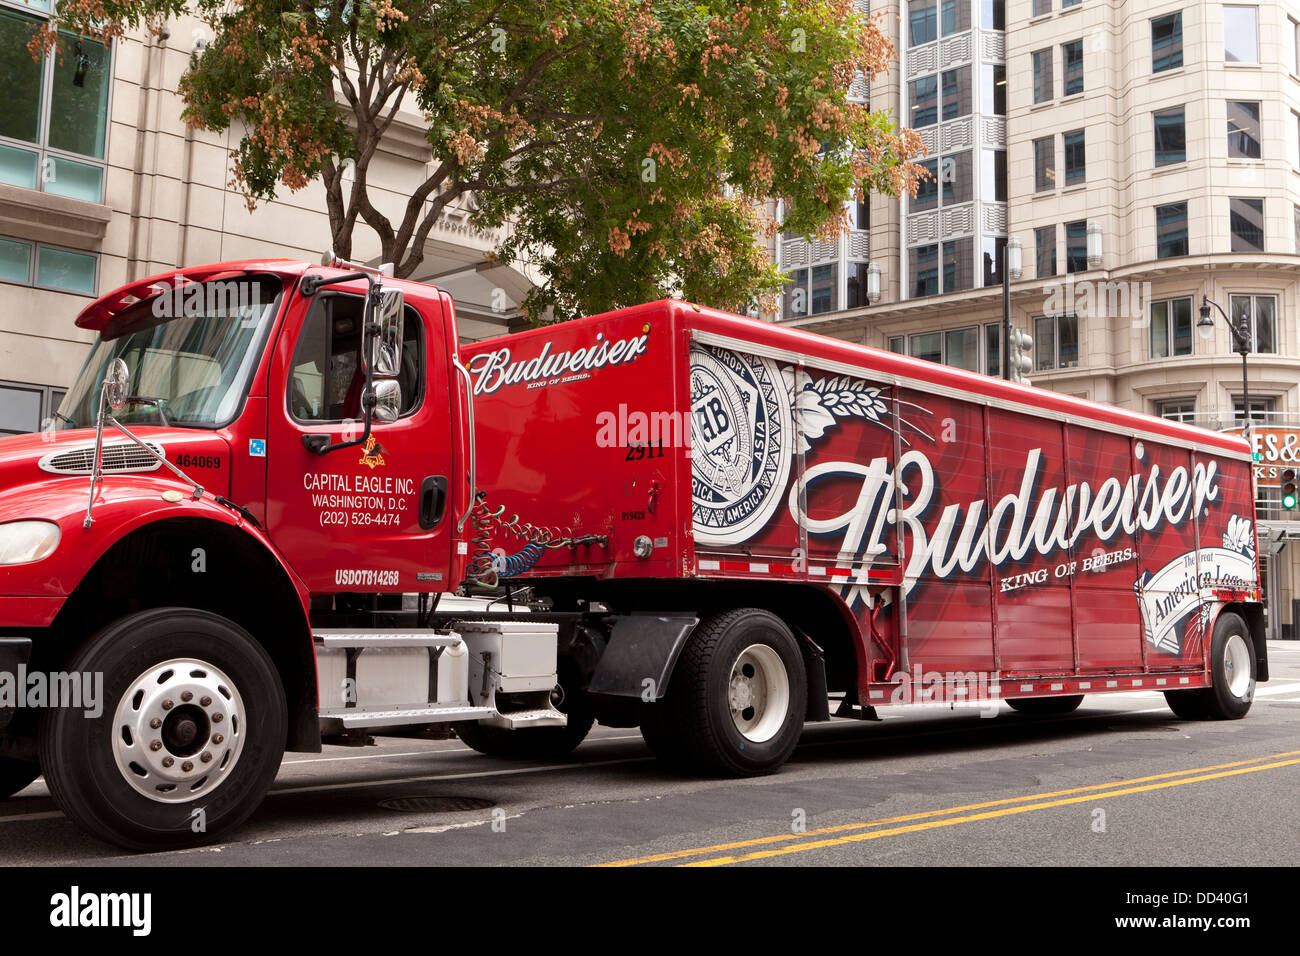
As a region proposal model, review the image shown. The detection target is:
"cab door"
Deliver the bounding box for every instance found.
[263,278,455,593]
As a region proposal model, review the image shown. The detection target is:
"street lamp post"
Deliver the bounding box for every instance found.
[1197,295,1253,435]
[1002,237,1023,380]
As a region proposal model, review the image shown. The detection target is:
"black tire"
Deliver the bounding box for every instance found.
[647,608,806,777]
[1163,689,1209,720]
[1202,612,1255,719]
[454,662,595,760]
[0,758,39,799]
[1006,694,1084,716]
[38,608,286,851]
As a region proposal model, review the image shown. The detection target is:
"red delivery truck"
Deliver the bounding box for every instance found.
[0,256,1265,849]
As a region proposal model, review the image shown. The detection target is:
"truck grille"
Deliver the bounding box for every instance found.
[39,442,164,475]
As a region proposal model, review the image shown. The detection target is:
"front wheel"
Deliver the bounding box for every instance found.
[0,758,39,799]
[647,608,806,777]
[39,608,287,851]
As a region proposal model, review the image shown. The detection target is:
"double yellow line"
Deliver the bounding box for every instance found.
[597,749,1300,867]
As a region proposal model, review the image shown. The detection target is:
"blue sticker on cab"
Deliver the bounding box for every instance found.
[249,439,266,457]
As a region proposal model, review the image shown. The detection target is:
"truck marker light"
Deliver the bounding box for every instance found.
[161,490,184,503]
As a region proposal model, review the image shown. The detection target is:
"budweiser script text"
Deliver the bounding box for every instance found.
[792,447,1222,602]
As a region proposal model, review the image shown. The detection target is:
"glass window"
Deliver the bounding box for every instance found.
[1033,49,1053,103]
[1150,298,1193,358]
[1292,18,1300,75]
[1063,130,1085,184]
[982,0,1005,30]
[1065,220,1087,273]
[1156,399,1196,423]
[913,157,939,211]
[984,63,1007,115]
[941,67,971,121]
[910,244,939,298]
[1063,0,1080,7]
[0,236,31,283]
[846,262,871,309]
[1062,40,1083,96]
[1035,314,1079,370]
[985,323,1001,377]
[888,336,906,354]
[35,245,96,295]
[1156,202,1189,258]
[942,237,973,293]
[1224,5,1258,63]
[0,9,44,145]
[0,11,110,200]
[941,0,970,35]
[0,383,43,436]
[854,199,869,230]
[1033,0,1050,15]
[983,148,1007,202]
[1229,198,1264,253]
[945,326,980,371]
[909,0,938,46]
[810,263,836,314]
[1154,107,1186,166]
[1034,136,1054,192]
[1294,203,1300,254]
[981,235,1005,287]
[910,331,943,363]
[1232,396,1274,425]
[1034,316,1055,371]
[941,151,972,205]
[290,292,422,422]
[1230,294,1276,353]
[911,75,938,128]
[1227,101,1261,158]
[1152,13,1183,72]
[1035,225,1057,278]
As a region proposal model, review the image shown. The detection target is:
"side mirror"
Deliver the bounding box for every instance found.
[372,288,405,378]
[104,358,129,411]
[371,379,402,423]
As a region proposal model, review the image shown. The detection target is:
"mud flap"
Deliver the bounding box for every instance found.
[586,614,699,700]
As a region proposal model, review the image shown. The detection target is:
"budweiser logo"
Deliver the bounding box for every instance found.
[467,328,650,395]
[791,446,1222,601]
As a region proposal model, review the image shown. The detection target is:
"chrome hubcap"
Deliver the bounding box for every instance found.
[728,644,790,743]
[1223,634,1251,699]
[112,658,246,803]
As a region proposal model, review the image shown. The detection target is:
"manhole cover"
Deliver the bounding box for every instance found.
[378,795,497,813]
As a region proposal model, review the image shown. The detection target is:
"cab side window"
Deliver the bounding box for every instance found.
[289,293,423,422]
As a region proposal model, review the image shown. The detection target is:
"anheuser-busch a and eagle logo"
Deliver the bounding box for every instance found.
[687,343,1257,657]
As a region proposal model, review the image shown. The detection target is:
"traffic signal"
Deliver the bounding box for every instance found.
[1282,467,1297,510]
[1008,327,1034,384]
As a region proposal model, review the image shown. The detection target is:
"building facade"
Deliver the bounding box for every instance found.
[0,3,535,438]
[777,0,1300,638]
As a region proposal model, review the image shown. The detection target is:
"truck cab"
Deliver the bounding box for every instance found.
[0,257,565,850]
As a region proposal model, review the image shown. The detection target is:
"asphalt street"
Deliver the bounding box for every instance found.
[2,641,1298,867]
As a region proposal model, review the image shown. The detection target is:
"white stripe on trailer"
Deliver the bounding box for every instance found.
[869,690,885,700]
[1156,678,1167,686]
[1080,681,1092,689]
[749,562,769,573]
[1050,683,1063,691]
[810,566,827,576]
[1019,683,1034,692]
[699,560,720,571]
[1132,679,1143,687]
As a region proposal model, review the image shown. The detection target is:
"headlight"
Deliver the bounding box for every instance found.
[0,521,61,565]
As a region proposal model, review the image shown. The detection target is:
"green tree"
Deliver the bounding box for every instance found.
[38,0,923,321]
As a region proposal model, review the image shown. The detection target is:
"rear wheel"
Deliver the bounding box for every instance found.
[1006,695,1084,716]
[1163,612,1255,720]
[644,608,806,777]
[0,758,39,799]
[39,608,287,851]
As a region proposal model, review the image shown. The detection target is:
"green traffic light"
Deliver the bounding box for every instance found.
[1286,492,1298,509]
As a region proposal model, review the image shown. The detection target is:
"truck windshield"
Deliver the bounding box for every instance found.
[55,276,284,430]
